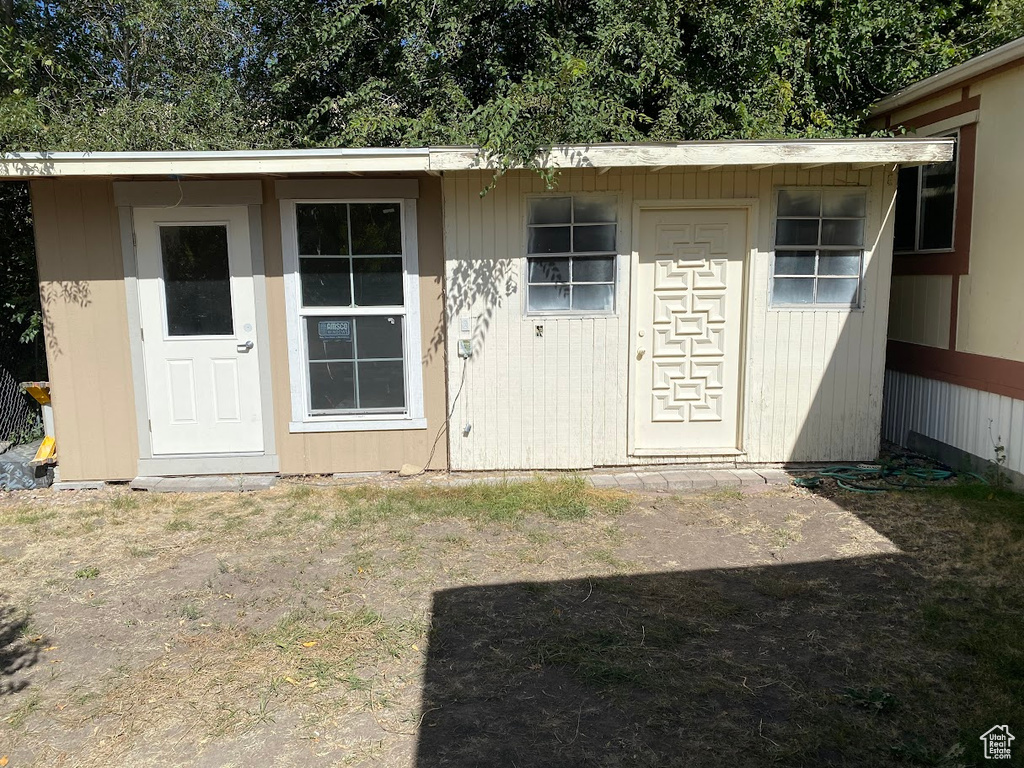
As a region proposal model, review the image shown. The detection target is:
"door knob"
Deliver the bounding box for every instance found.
[237,340,254,352]
[636,347,646,359]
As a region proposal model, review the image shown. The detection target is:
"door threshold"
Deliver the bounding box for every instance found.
[137,454,279,476]
[630,448,745,458]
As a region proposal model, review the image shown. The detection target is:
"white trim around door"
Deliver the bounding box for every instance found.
[117,183,277,476]
[627,199,758,458]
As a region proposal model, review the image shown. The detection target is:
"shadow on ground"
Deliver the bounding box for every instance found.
[415,553,970,767]
[0,600,40,696]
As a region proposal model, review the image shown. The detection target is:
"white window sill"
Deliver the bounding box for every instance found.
[289,418,428,433]
[524,312,618,320]
[769,305,864,313]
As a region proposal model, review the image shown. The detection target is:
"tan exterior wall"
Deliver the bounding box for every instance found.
[956,66,1024,361]
[264,176,448,474]
[888,275,952,348]
[444,165,895,469]
[30,179,139,481]
[31,175,448,481]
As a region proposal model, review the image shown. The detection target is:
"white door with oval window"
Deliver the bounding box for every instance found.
[631,208,747,455]
[133,206,265,455]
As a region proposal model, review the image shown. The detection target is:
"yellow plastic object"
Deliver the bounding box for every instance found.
[21,382,51,406]
[31,435,56,466]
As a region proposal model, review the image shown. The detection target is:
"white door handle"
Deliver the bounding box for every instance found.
[237,340,254,352]
[636,347,646,359]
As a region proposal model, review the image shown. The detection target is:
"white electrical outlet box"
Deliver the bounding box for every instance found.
[460,315,472,334]
[457,339,472,358]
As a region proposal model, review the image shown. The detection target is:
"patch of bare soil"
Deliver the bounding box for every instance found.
[0,478,1019,766]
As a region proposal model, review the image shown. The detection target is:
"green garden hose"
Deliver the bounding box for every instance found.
[791,463,985,494]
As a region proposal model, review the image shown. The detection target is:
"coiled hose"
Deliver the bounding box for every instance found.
[791,463,987,494]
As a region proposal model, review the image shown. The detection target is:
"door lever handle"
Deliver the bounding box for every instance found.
[237,340,254,352]
[636,347,646,360]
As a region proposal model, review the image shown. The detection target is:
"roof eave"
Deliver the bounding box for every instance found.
[0,139,954,179]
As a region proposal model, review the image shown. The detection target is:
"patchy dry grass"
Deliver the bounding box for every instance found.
[0,476,1021,766]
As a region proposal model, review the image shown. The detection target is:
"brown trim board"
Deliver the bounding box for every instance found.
[887,340,1024,402]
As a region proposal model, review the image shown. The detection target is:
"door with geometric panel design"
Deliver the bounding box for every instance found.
[133,206,265,456]
[631,208,747,454]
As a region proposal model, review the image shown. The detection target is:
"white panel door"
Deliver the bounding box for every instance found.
[632,208,747,454]
[134,206,265,455]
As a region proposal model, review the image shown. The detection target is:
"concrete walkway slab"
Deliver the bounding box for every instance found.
[130,475,277,493]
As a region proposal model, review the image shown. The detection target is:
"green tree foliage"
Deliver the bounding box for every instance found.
[1,0,1022,157]
[0,180,43,381]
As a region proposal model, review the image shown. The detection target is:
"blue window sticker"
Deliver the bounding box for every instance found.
[318,319,351,341]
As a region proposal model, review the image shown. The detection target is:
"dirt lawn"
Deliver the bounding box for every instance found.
[0,476,1021,767]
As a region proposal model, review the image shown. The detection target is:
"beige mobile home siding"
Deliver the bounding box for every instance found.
[444,166,894,470]
[955,66,1024,362]
[30,179,139,481]
[888,275,953,348]
[265,177,449,474]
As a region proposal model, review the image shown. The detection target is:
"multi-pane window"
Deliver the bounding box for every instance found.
[294,202,407,416]
[526,196,617,312]
[773,189,867,307]
[894,131,958,252]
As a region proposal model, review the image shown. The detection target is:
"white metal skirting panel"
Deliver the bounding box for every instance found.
[883,370,1024,475]
[444,166,894,470]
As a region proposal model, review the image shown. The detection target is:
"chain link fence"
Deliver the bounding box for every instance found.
[0,365,41,449]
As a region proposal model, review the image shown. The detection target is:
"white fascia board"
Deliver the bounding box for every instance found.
[0,147,432,178]
[427,138,955,170]
[0,138,953,178]
[870,35,1024,115]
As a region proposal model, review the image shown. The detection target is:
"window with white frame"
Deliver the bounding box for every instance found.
[526,196,617,313]
[894,130,958,252]
[772,189,867,307]
[284,200,423,429]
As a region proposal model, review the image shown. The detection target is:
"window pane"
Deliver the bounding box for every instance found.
[528,226,571,254]
[349,204,402,254]
[818,251,861,276]
[160,225,233,336]
[528,285,570,311]
[572,256,615,283]
[894,168,920,251]
[353,257,403,306]
[777,190,821,217]
[820,219,864,247]
[571,284,614,311]
[773,278,814,305]
[300,257,351,307]
[297,204,348,256]
[573,197,616,223]
[816,278,859,305]
[528,257,570,284]
[774,251,816,276]
[355,315,403,359]
[573,224,616,253]
[529,197,571,225]
[306,317,354,361]
[822,191,866,218]
[919,159,956,250]
[776,219,819,246]
[309,361,356,411]
[358,361,406,409]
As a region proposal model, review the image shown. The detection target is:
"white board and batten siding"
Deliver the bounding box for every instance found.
[443,166,896,470]
[883,370,1024,478]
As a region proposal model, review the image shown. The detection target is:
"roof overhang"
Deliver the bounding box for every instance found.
[0,138,953,179]
[871,35,1024,116]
